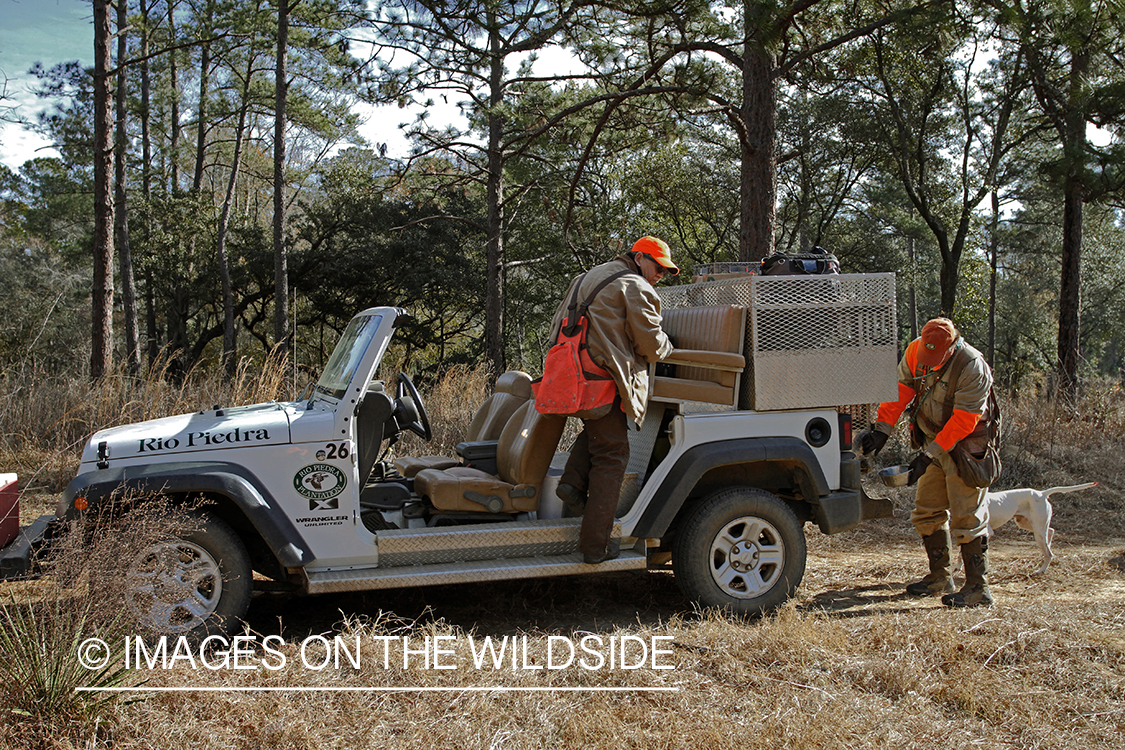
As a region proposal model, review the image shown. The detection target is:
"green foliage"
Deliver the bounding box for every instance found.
[295,150,487,378]
[0,243,87,373]
[0,0,1123,392]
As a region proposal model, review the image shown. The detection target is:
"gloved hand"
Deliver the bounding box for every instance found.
[906,452,934,485]
[858,429,889,456]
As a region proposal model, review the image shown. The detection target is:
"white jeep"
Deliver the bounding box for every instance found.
[9,272,899,639]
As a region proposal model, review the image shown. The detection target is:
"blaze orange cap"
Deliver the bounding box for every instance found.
[631,236,679,275]
[917,317,959,368]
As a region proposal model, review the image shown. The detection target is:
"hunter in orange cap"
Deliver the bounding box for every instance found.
[916,317,959,369]
[545,236,674,565]
[631,236,680,277]
[858,316,997,608]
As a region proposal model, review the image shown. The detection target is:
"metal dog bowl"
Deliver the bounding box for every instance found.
[878,465,911,487]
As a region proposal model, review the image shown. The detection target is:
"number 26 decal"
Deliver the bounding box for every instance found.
[324,442,350,460]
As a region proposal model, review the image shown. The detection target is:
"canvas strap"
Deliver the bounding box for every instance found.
[914,343,995,442]
[560,269,636,337]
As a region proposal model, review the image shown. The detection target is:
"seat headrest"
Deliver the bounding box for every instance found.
[495,370,534,400]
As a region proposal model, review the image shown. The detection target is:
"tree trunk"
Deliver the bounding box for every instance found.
[168,0,180,192]
[1058,183,1083,396]
[484,14,506,375]
[937,257,958,318]
[193,2,212,193]
[141,0,158,366]
[91,0,115,381]
[988,191,999,369]
[115,0,140,375]
[738,40,777,262]
[1056,51,1088,399]
[907,233,918,340]
[274,0,290,351]
[216,55,257,376]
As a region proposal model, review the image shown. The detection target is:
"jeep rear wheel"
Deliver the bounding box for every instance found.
[125,511,252,640]
[672,487,806,616]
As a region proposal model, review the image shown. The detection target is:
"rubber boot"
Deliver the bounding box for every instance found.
[905,528,956,596]
[942,536,994,607]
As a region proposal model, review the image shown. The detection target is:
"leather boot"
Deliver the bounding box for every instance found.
[905,528,956,596]
[942,536,994,607]
[556,483,587,516]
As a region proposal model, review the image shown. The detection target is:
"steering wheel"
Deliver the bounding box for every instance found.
[395,372,432,442]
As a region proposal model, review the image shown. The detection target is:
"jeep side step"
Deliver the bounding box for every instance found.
[303,549,647,594]
[374,517,606,567]
[302,516,647,594]
[0,514,55,581]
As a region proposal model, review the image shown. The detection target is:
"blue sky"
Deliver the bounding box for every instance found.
[0,0,92,169]
[0,0,444,170]
[0,1,584,172]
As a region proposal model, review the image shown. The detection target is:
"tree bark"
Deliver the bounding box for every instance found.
[1056,50,1089,399]
[92,0,115,380]
[141,0,159,366]
[1058,182,1083,396]
[738,43,777,262]
[937,241,958,317]
[907,232,918,341]
[193,2,213,193]
[115,0,141,374]
[484,12,506,375]
[274,0,291,351]
[988,191,999,369]
[216,53,257,376]
[168,0,180,192]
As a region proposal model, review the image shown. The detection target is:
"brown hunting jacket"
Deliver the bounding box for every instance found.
[548,254,673,425]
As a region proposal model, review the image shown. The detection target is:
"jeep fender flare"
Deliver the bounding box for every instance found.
[632,437,830,539]
[61,462,314,569]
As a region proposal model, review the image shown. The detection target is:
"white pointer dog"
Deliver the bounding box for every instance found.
[980,482,1098,575]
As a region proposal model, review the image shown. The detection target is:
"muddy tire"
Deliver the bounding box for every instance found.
[672,487,806,616]
[125,511,252,640]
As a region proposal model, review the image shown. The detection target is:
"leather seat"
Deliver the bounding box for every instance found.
[394,370,534,477]
[414,400,565,513]
[651,305,746,406]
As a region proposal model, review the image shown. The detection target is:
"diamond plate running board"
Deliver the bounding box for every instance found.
[375,517,608,568]
[304,550,647,594]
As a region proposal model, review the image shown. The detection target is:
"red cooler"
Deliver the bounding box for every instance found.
[0,474,18,548]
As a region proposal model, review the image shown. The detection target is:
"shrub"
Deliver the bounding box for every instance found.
[0,497,200,746]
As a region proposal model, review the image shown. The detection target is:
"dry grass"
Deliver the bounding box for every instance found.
[1,367,1124,749]
[0,497,201,749]
[1,351,295,519]
[21,558,1123,750]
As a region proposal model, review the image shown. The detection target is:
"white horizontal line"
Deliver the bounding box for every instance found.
[76,686,680,693]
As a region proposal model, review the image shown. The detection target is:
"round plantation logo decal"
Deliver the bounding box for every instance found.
[294,463,347,502]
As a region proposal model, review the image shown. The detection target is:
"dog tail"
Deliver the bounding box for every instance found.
[1043,482,1098,498]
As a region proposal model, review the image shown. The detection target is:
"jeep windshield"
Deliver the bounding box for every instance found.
[314,313,384,399]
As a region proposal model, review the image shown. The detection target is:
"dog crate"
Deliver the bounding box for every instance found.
[659,273,899,412]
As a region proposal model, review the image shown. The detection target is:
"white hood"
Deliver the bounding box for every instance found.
[82,403,292,464]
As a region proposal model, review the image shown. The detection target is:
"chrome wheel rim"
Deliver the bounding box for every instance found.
[708,516,785,599]
[126,540,223,633]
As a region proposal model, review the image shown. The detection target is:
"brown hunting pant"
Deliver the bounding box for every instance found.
[911,449,988,544]
[560,396,630,557]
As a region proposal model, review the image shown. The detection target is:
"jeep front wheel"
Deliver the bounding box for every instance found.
[125,511,252,640]
[672,487,806,616]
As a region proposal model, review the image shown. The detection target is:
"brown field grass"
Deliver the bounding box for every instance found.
[1,364,1124,749]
